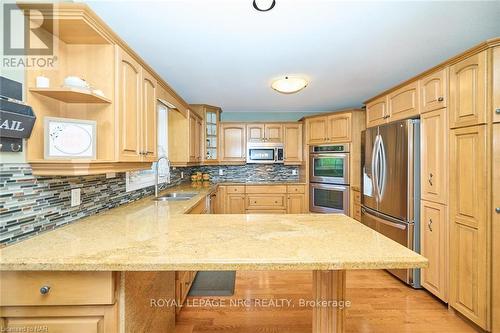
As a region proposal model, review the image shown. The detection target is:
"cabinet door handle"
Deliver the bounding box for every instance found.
[495,108,500,114]
[428,173,433,186]
[383,115,390,119]
[428,218,433,232]
[438,97,444,102]
[40,286,51,295]
[496,207,500,214]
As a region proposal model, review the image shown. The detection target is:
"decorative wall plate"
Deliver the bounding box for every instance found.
[44,117,96,159]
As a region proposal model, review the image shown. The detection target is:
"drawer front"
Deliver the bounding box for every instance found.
[246,209,286,214]
[287,185,305,194]
[0,271,115,306]
[246,185,286,194]
[226,185,245,194]
[246,194,286,209]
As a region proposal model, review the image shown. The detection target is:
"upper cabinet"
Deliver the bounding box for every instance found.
[365,96,389,128]
[449,50,487,128]
[305,110,362,145]
[283,123,303,164]
[247,123,283,142]
[117,48,142,162]
[22,4,190,175]
[420,68,448,113]
[169,110,202,166]
[220,123,246,163]
[387,81,420,122]
[493,47,500,124]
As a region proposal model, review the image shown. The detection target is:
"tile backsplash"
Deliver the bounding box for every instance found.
[0,163,299,245]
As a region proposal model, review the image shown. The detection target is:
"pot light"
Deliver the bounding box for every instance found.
[253,0,276,12]
[271,76,308,94]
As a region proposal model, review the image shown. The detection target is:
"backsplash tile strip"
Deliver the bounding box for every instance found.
[0,163,298,246]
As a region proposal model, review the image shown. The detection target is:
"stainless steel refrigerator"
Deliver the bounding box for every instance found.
[361,119,421,288]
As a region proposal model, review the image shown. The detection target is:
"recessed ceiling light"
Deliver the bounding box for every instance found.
[253,0,276,12]
[271,76,308,94]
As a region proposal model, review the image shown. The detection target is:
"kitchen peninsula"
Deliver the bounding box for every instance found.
[0,184,427,333]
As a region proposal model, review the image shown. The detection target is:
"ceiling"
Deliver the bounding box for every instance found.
[85,0,500,113]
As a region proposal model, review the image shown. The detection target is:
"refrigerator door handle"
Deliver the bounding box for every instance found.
[378,134,387,199]
[371,135,380,201]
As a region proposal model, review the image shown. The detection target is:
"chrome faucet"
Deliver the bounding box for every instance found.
[155,156,171,198]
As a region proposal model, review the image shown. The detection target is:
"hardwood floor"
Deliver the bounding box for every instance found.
[175,270,477,333]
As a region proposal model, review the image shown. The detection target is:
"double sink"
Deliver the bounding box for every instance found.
[152,192,198,201]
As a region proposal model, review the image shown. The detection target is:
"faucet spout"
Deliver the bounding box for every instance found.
[155,156,170,198]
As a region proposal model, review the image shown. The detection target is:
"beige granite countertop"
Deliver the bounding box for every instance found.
[0,182,426,271]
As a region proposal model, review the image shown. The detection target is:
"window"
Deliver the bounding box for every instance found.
[126,103,170,192]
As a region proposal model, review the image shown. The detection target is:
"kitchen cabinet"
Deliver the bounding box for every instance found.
[421,108,447,204]
[226,194,246,214]
[449,50,487,128]
[366,95,388,128]
[247,124,265,142]
[449,124,488,329]
[493,47,500,124]
[175,271,197,316]
[351,189,361,222]
[287,194,305,214]
[190,104,222,162]
[118,48,143,161]
[0,271,118,333]
[387,81,420,122]
[421,200,448,302]
[327,113,351,142]
[169,110,202,166]
[220,123,246,163]
[420,68,448,113]
[306,111,356,144]
[246,194,286,210]
[265,124,283,142]
[306,117,328,144]
[493,123,500,332]
[247,123,283,142]
[141,69,158,162]
[283,123,303,164]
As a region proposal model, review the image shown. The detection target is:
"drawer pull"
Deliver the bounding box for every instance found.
[495,207,500,213]
[428,173,433,186]
[428,218,433,232]
[438,97,444,102]
[40,286,51,295]
[495,108,500,114]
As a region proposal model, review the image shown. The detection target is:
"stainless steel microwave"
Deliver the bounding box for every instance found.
[247,142,284,164]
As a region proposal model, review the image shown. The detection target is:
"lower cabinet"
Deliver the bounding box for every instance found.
[351,189,361,221]
[175,271,197,316]
[287,194,306,214]
[420,200,448,302]
[226,194,246,214]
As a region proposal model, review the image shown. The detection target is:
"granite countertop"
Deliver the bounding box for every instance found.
[0,182,427,272]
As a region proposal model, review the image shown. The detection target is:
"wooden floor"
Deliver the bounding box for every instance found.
[175,270,477,333]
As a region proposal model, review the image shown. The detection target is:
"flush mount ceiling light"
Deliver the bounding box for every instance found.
[271,76,308,94]
[253,0,276,12]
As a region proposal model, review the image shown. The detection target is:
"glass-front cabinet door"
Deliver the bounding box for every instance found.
[205,109,218,161]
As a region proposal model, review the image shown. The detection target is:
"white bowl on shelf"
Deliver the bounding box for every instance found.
[63,76,90,89]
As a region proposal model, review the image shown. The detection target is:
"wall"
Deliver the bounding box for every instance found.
[0,163,299,245]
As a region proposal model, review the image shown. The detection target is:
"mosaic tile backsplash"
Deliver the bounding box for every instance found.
[0,163,299,245]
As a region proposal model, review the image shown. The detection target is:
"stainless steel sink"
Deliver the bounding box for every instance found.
[152,192,198,201]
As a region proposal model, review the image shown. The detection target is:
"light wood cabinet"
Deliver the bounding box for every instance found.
[220,123,246,163]
[449,124,489,329]
[265,124,283,142]
[246,194,286,210]
[421,108,447,204]
[493,47,500,124]
[307,117,329,144]
[226,194,246,214]
[421,200,448,302]
[118,48,142,161]
[387,81,420,122]
[141,70,157,162]
[351,189,361,222]
[366,95,388,128]
[420,68,447,113]
[492,123,500,332]
[327,113,351,142]
[449,51,487,128]
[284,123,303,164]
[169,110,202,166]
[190,104,222,162]
[247,124,265,142]
[287,194,305,214]
[306,111,355,144]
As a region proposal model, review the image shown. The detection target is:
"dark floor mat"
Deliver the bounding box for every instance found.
[188,271,236,296]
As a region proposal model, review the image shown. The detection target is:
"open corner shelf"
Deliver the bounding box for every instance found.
[30,87,112,104]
